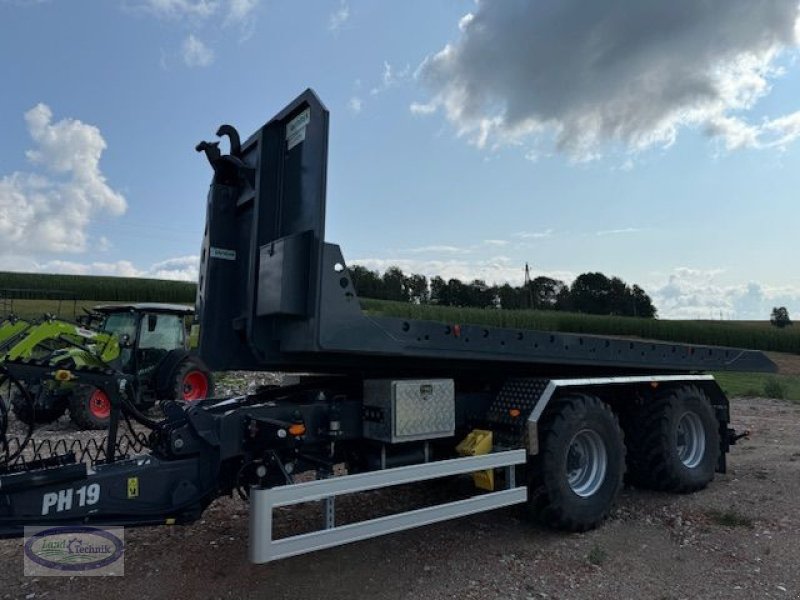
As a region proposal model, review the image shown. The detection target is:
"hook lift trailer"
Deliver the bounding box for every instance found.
[0,90,774,563]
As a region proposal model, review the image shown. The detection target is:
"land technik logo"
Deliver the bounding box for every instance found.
[23,526,124,576]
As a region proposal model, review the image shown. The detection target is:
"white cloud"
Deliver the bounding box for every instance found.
[705,116,762,151]
[225,0,258,25]
[371,61,411,96]
[0,104,126,254]
[523,149,540,163]
[141,0,260,24]
[0,0,52,6]
[513,229,553,240]
[145,255,199,281]
[410,102,437,116]
[650,268,800,319]
[137,1,260,57]
[414,1,800,159]
[457,12,474,32]
[0,255,199,282]
[40,259,141,278]
[139,0,259,24]
[404,245,465,255]
[329,0,349,32]
[141,0,219,20]
[760,110,800,149]
[706,110,800,151]
[596,228,641,236]
[483,239,508,247]
[182,34,214,67]
[348,96,363,114]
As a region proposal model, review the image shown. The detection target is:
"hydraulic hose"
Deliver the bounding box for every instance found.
[0,365,35,466]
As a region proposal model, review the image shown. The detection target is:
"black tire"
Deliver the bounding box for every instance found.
[69,386,112,431]
[171,357,214,403]
[527,394,625,532]
[10,388,68,425]
[623,385,719,493]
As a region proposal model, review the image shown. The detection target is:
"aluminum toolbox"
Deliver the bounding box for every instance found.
[363,379,455,443]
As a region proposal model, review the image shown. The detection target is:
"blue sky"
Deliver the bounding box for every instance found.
[1,0,799,319]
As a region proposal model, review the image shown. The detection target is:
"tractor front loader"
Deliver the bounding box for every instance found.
[0,316,121,426]
[0,305,214,431]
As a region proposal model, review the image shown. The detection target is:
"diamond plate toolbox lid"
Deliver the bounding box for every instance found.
[363,379,455,443]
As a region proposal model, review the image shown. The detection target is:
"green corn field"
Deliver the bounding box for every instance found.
[0,272,195,303]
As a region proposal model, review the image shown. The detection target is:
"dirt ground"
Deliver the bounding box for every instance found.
[1,394,799,600]
[768,352,800,376]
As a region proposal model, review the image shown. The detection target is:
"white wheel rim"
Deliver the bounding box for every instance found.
[676,411,706,469]
[566,429,608,497]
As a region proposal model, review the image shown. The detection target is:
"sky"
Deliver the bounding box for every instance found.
[1,0,800,320]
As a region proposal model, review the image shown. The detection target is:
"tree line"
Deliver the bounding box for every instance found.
[349,266,657,318]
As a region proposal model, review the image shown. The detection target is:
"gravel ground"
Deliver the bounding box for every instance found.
[1,394,798,600]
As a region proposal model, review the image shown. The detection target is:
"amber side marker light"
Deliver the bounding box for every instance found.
[288,423,306,436]
[54,369,75,381]
[509,408,521,418]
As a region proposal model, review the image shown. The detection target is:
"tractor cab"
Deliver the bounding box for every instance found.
[94,303,191,376]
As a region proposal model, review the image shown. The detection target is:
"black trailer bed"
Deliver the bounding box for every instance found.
[193,89,775,376]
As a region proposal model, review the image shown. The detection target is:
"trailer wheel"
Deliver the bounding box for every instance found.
[10,388,68,425]
[624,386,719,493]
[527,394,625,532]
[69,386,111,430]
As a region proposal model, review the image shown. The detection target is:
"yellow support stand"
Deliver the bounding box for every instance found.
[455,429,495,491]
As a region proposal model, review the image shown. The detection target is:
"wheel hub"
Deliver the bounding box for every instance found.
[182,371,208,401]
[89,389,111,419]
[566,429,608,498]
[676,411,706,468]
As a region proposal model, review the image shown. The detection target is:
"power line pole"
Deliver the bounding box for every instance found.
[524,263,533,309]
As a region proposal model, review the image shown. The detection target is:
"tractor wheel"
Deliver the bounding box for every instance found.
[10,388,68,425]
[526,394,625,532]
[172,357,214,403]
[623,386,719,493]
[69,386,112,430]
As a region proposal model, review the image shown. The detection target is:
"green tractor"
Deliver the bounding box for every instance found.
[7,304,214,430]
